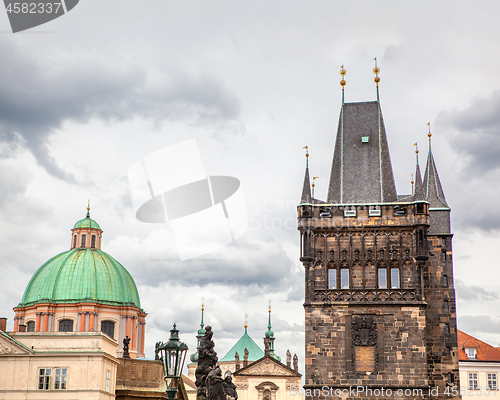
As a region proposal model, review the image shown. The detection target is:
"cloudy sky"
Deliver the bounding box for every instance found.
[1,0,500,371]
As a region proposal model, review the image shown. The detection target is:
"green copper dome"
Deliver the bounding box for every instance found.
[18,248,141,308]
[73,216,102,230]
[220,330,264,362]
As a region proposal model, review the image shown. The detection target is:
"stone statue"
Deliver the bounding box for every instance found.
[235,352,240,371]
[293,354,298,371]
[286,349,291,368]
[206,366,225,400]
[154,341,161,361]
[223,370,238,400]
[264,335,271,356]
[123,336,131,358]
[243,348,249,367]
[195,326,236,400]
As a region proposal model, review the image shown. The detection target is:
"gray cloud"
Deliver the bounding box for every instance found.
[0,39,242,181]
[455,279,498,302]
[438,90,500,176]
[458,315,500,336]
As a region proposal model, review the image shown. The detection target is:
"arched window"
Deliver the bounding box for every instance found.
[328,268,337,289]
[73,235,77,248]
[391,268,400,289]
[101,321,115,339]
[91,235,96,248]
[59,319,73,332]
[81,235,86,247]
[378,268,387,288]
[27,321,35,332]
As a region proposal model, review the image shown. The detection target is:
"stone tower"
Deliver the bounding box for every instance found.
[297,67,459,399]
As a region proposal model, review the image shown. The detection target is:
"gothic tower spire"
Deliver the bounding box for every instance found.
[413,143,425,201]
[300,147,312,203]
[423,126,449,209]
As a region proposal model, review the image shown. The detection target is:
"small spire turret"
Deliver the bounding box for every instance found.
[413,142,425,201]
[300,147,312,204]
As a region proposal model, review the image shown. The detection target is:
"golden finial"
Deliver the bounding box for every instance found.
[303,146,309,158]
[268,300,272,313]
[340,65,346,87]
[86,199,91,217]
[414,142,419,154]
[373,57,380,85]
[244,313,248,330]
[201,297,204,311]
[427,122,432,139]
[411,173,414,195]
[312,177,319,198]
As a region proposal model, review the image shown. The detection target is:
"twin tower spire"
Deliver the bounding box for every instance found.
[301,63,448,212]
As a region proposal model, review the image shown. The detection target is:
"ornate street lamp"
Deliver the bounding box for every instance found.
[158,324,189,400]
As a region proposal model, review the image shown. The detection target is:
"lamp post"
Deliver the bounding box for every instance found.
[158,324,189,400]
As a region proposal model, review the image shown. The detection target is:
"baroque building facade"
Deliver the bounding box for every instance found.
[298,68,460,399]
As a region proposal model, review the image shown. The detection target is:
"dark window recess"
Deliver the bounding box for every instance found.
[73,235,77,248]
[444,301,449,312]
[394,205,406,215]
[81,235,86,247]
[416,203,424,214]
[442,252,447,262]
[446,347,451,357]
[91,235,96,248]
[27,321,35,332]
[445,324,450,335]
[59,319,73,332]
[443,275,448,286]
[101,321,115,339]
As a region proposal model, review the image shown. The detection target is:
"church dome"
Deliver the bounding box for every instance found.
[73,216,102,230]
[18,212,141,309]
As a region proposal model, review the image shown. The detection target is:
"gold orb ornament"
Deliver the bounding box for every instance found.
[374,76,380,83]
[340,79,346,86]
[340,68,347,76]
[373,67,380,75]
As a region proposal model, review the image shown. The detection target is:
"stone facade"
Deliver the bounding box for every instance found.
[298,98,460,399]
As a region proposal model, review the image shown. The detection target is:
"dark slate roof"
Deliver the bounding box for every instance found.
[327,101,397,204]
[423,143,449,209]
[413,153,425,202]
[300,163,312,204]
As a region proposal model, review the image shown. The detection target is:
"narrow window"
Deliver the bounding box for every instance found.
[106,370,111,392]
[81,234,86,247]
[448,372,453,385]
[442,238,446,247]
[443,275,448,286]
[469,373,478,390]
[391,268,400,289]
[488,373,497,390]
[101,321,115,339]
[444,300,449,312]
[38,368,51,390]
[446,347,451,357]
[91,235,96,248]
[442,252,447,262]
[378,268,387,288]
[341,269,349,289]
[328,269,337,289]
[27,321,35,332]
[73,235,77,248]
[54,368,67,390]
[416,203,424,214]
[59,319,73,332]
[445,324,450,335]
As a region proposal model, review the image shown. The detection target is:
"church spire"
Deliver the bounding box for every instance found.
[413,143,425,201]
[190,297,206,363]
[423,124,449,209]
[300,147,312,203]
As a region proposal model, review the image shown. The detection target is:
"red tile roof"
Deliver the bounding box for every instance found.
[457,330,500,362]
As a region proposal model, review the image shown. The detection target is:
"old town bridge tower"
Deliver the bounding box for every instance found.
[298,66,460,399]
